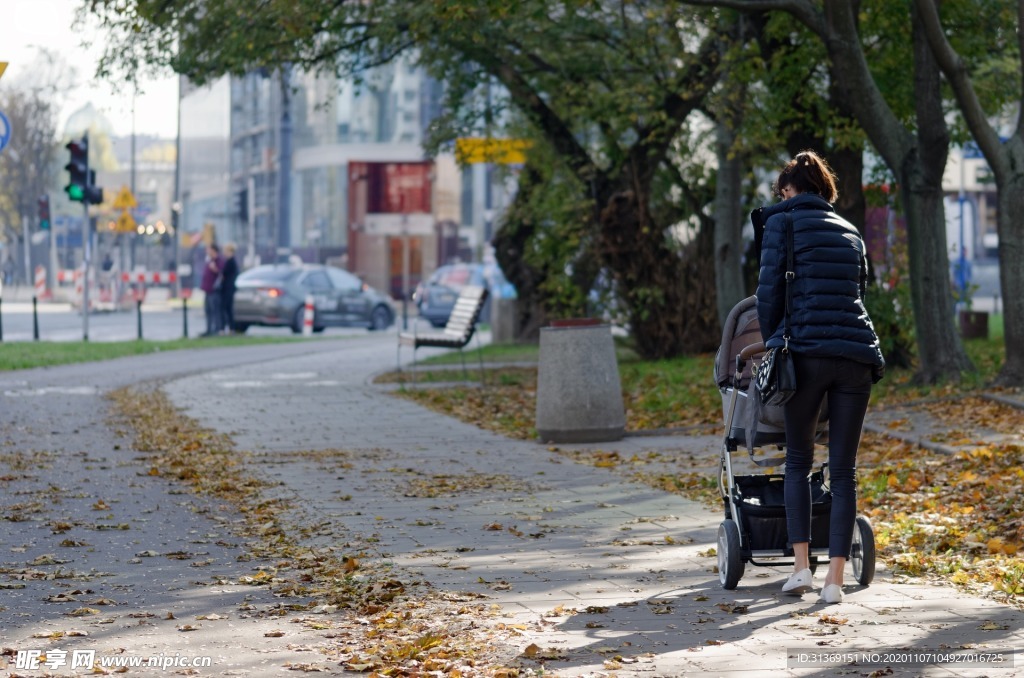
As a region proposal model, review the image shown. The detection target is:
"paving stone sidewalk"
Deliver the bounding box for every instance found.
[0,341,373,676]
[162,337,1024,677]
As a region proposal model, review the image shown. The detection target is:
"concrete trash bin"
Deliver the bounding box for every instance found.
[491,297,518,344]
[535,320,626,443]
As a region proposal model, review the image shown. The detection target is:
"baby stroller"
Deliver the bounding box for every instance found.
[712,296,876,590]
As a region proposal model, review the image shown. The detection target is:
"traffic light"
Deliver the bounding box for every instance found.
[64,136,89,202]
[86,169,103,205]
[234,188,248,221]
[37,194,51,230]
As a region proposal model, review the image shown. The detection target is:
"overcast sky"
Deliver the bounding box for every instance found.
[2,0,179,138]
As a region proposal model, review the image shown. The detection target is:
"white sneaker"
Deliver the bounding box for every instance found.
[819,584,843,604]
[782,568,813,595]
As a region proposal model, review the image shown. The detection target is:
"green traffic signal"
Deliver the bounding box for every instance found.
[37,195,51,230]
[64,136,89,203]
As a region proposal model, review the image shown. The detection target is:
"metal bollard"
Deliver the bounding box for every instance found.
[182,297,189,338]
[0,296,4,342]
[136,299,144,340]
[32,296,39,341]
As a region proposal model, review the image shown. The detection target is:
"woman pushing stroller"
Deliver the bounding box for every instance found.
[755,151,885,604]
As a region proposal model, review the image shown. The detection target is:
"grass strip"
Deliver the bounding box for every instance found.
[0,336,294,371]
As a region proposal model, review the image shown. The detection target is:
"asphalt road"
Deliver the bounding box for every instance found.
[0,303,385,343]
[0,338,382,675]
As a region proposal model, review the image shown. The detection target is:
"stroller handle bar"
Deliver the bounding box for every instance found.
[735,341,766,375]
[739,342,765,360]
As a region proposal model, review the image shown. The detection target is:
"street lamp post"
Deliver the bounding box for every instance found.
[171,201,182,298]
[401,212,410,331]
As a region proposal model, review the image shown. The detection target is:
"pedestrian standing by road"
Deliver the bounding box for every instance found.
[200,243,225,337]
[220,243,239,334]
[755,150,885,605]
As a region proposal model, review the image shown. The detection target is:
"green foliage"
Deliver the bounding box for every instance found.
[617,353,720,429]
[495,141,597,319]
[940,0,1022,126]
[864,279,916,371]
[857,1,917,128]
[0,336,292,371]
[415,342,540,366]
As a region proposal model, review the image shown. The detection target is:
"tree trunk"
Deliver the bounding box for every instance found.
[994,163,1024,385]
[911,0,1024,386]
[713,122,748,329]
[830,146,866,235]
[903,3,973,381]
[491,165,550,342]
[679,217,721,352]
[819,0,972,383]
[598,190,718,359]
[900,158,973,380]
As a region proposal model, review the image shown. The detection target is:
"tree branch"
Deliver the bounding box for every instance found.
[820,1,915,171]
[663,33,722,128]
[676,0,826,38]
[913,0,1007,173]
[490,59,601,189]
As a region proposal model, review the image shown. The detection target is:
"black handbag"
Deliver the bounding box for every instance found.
[756,213,797,407]
[756,343,796,406]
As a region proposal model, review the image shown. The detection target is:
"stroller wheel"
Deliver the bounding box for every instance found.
[851,515,876,585]
[717,519,744,589]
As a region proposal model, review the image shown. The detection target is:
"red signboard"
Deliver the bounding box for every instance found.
[349,162,432,218]
[348,161,433,273]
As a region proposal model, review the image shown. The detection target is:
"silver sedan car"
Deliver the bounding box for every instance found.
[231,264,395,333]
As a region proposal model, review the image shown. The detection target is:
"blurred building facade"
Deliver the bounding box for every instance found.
[177,57,514,297]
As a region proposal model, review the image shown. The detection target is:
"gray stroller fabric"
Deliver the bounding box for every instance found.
[714,295,828,465]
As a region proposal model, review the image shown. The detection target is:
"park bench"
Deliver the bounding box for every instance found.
[397,285,489,384]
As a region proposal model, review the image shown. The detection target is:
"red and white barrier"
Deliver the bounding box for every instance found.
[34,265,51,300]
[56,269,78,285]
[120,271,178,285]
[303,295,314,336]
[73,268,94,312]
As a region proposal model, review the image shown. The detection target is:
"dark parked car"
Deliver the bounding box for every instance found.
[232,264,395,333]
[412,262,514,327]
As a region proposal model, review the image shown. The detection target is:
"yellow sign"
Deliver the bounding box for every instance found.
[0,63,7,81]
[116,210,137,233]
[112,185,137,210]
[456,137,531,165]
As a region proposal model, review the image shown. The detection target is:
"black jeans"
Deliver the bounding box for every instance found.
[784,355,872,558]
[221,291,234,331]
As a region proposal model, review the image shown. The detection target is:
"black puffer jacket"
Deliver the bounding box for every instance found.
[755,193,884,368]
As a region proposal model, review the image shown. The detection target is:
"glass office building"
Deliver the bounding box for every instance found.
[178,56,512,294]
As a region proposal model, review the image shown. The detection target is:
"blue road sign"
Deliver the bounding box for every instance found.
[963,137,1010,160]
[0,111,10,153]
